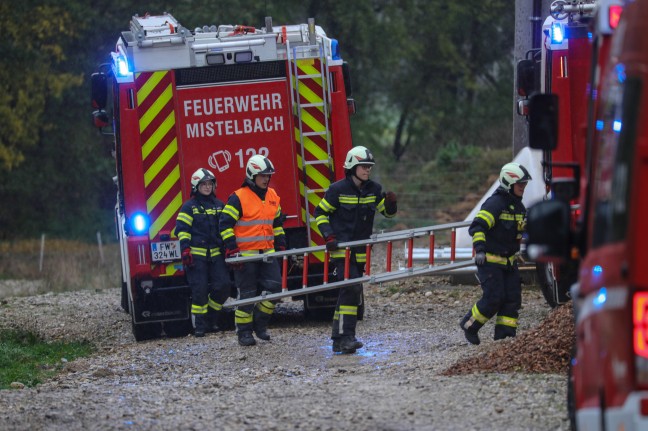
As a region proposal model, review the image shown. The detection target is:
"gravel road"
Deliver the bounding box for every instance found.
[0,278,569,430]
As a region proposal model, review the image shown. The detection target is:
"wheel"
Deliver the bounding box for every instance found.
[163,318,193,338]
[120,281,129,313]
[303,304,335,321]
[131,316,162,341]
[536,261,575,308]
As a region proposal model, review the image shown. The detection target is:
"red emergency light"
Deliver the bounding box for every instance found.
[634,292,648,358]
[609,5,623,30]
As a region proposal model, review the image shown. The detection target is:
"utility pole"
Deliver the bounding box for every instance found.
[512,0,553,156]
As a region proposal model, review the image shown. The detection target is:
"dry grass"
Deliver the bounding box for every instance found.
[0,239,121,296]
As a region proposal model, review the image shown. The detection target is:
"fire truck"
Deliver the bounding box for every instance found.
[516,0,622,307]
[526,0,648,428]
[91,13,356,341]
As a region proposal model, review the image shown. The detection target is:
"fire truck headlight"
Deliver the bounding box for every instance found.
[130,213,149,235]
[550,23,565,44]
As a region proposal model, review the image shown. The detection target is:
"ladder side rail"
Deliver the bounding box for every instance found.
[225,221,472,264]
[224,259,475,308]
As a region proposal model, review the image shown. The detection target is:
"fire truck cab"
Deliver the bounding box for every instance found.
[91,13,356,341]
[526,0,648,428]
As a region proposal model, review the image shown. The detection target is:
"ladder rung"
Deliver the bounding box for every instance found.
[303,131,326,137]
[304,160,330,166]
[300,103,325,108]
[296,74,322,79]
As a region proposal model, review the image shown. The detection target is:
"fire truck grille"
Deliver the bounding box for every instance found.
[175,61,287,86]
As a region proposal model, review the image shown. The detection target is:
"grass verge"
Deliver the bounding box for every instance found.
[0,329,94,389]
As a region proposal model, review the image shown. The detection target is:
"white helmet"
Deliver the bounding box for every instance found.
[499,162,532,190]
[343,146,375,170]
[191,168,216,193]
[246,155,275,180]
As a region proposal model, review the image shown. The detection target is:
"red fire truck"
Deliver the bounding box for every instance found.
[517,0,622,307]
[91,13,356,340]
[527,0,648,428]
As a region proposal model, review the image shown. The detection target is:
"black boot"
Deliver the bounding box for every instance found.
[205,309,222,333]
[339,336,363,354]
[238,331,256,346]
[332,338,341,353]
[193,314,207,338]
[459,312,483,345]
[253,302,273,341]
[253,323,271,341]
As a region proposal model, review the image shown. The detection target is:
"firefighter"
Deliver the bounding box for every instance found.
[220,155,286,346]
[175,168,231,338]
[459,162,531,345]
[314,146,397,354]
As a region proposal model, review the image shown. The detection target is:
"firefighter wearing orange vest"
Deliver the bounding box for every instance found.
[220,155,286,346]
[460,162,531,345]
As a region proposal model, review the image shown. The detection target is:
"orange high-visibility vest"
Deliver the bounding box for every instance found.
[233,187,280,251]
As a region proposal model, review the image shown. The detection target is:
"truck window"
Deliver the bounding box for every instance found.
[591,74,641,247]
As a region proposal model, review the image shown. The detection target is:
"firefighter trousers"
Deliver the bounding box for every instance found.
[233,258,281,334]
[186,256,231,314]
[462,263,521,339]
[331,257,364,339]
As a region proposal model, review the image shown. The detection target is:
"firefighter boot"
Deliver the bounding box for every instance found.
[238,331,256,346]
[339,336,364,354]
[192,314,207,338]
[459,312,483,346]
[494,324,516,340]
[205,308,222,333]
[332,338,341,353]
[252,301,274,341]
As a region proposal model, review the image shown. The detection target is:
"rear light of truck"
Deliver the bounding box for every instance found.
[634,292,648,386]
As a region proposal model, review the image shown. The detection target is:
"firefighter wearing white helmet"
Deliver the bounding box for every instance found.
[175,168,230,337]
[459,162,531,345]
[220,155,285,346]
[314,145,397,354]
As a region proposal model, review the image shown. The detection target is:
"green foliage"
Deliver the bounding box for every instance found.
[0,329,93,389]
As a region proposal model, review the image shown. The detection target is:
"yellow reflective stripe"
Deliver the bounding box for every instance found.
[222,205,240,220]
[515,214,525,221]
[330,250,346,259]
[472,232,486,242]
[500,213,515,221]
[333,310,339,321]
[192,247,208,257]
[355,253,366,263]
[485,253,516,265]
[476,210,495,228]
[256,300,275,315]
[339,197,358,204]
[176,212,192,225]
[471,304,488,324]
[273,227,285,236]
[221,228,235,240]
[339,305,357,316]
[318,198,335,213]
[192,304,208,314]
[496,315,518,327]
[235,309,253,324]
[315,215,330,225]
[359,197,375,204]
[177,232,191,241]
[208,297,222,311]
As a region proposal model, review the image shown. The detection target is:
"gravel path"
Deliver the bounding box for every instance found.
[0,279,569,430]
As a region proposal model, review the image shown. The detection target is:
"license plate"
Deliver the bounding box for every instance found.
[151,241,181,262]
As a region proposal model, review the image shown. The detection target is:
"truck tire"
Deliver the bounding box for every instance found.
[163,318,192,338]
[120,281,129,313]
[535,262,575,308]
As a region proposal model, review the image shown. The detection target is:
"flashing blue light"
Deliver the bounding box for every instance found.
[116,57,130,77]
[588,32,593,40]
[616,63,626,83]
[613,120,622,132]
[593,287,607,308]
[130,213,149,234]
[551,23,565,44]
[331,39,340,60]
[596,120,604,131]
[592,265,603,276]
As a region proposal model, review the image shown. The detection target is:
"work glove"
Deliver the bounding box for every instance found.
[325,235,339,252]
[181,248,193,268]
[225,247,243,271]
[474,251,486,266]
[383,191,397,213]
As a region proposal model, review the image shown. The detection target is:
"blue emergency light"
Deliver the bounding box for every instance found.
[116,56,130,77]
[550,22,565,44]
[130,213,149,235]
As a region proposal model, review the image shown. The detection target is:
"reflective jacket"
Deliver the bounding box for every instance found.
[220,181,286,256]
[469,187,526,264]
[314,176,397,261]
[175,193,225,258]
